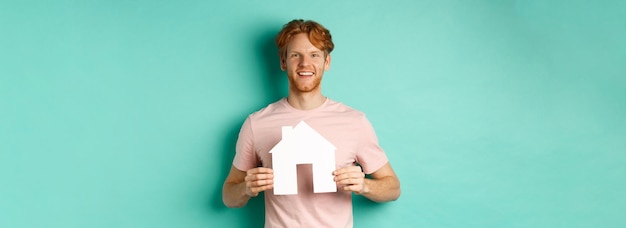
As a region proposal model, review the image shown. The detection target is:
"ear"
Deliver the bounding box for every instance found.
[280,57,286,71]
[324,54,331,71]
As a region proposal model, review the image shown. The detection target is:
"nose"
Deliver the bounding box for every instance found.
[298,55,311,67]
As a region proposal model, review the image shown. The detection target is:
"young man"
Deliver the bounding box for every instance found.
[222,19,400,227]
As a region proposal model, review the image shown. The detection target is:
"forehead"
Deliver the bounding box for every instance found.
[287,33,323,53]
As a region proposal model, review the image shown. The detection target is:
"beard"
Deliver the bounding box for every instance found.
[289,76,322,93]
[288,74,322,93]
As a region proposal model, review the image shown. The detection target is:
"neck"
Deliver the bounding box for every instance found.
[286,92,326,110]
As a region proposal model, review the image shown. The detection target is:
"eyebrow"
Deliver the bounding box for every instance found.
[289,50,323,55]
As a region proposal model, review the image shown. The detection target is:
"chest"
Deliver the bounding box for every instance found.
[253,118,362,168]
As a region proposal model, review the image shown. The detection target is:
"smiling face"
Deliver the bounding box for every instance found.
[281,33,331,95]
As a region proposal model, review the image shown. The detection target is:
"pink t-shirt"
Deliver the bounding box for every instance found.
[233,98,389,228]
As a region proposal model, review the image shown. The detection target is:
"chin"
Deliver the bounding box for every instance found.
[297,86,319,93]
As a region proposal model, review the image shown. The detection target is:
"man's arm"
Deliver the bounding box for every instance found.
[222,166,274,208]
[334,162,400,202]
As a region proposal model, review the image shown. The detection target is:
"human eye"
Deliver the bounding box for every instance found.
[311,53,320,57]
[290,53,300,58]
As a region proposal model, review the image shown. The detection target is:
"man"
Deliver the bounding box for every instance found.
[222,19,400,228]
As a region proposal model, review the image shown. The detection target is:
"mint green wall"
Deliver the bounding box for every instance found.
[1,0,625,227]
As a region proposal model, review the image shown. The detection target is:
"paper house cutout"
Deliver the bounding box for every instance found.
[270,121,337,195]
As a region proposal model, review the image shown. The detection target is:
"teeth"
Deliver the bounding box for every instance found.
[298,72,313,76]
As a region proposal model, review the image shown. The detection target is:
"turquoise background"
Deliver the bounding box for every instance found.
[1,0,625,227]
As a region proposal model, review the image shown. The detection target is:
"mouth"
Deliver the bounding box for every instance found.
[297,71,314,77]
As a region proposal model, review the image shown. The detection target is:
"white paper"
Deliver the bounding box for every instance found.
[270,121,337,195]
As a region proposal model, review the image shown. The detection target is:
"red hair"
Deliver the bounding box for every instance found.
[275,19,334,58]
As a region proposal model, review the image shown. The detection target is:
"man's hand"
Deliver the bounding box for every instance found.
[244,167,274,197]
[333,165,368,194]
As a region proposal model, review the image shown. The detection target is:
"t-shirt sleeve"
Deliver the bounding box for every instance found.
[232,116,258,171]
[356,115,389,174]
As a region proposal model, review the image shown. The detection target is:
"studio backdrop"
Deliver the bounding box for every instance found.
[1,0,625,227]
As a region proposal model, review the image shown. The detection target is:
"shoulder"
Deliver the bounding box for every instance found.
[325,99,364,114]
[324,99,369,121]
[325,99,382,135]
[247,98,288,121]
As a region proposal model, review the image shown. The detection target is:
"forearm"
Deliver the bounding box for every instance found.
[359,176,401,202]
[222,181,251,208]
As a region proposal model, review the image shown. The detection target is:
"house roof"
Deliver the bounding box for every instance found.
[270,121,336,155]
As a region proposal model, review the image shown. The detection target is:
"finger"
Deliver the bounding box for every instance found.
[333,166,362,175]
[334,171,365,182]
[248,179,274,188]
[342,184,363,192]
[335,177,363,186]
[247,167,274,175]
[245,173,274,182]
[250,184,274,194]
[247,191,258,197]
